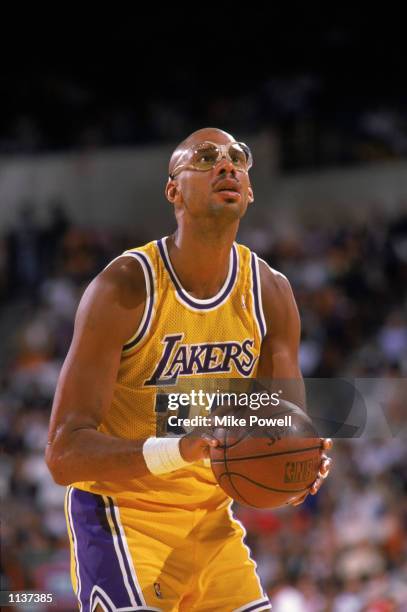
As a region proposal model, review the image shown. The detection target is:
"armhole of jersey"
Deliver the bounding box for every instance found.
[104,251,156,353]
[250,252,267,341]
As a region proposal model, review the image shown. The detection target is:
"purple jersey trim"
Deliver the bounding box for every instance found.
[157,237,238,310]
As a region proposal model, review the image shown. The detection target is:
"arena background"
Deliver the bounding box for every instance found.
[1,14,407,611]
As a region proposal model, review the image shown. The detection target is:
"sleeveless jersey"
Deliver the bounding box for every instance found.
[74,236,267,509]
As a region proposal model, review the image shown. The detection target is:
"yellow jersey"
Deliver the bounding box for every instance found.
[74,236,267,509]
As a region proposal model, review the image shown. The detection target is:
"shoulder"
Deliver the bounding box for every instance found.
[67,254,147,348]
[238,241,291,295]
[74,255,146,345]
[86,255,146,311]
[257,257,292,296]
[256,257,299,336]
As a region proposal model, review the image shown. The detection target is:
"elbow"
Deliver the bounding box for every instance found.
[45,444,74,486]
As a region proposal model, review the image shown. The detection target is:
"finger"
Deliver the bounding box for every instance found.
[311,460,331,490]
[200,433,220,447]
[319,456,332,475]
[310,476,324,495]
[321,438,333,451]
[310,465,330,494]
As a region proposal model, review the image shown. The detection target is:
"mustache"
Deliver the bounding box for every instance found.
[212,177,242,190]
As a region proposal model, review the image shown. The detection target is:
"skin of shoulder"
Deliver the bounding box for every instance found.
[99,255,146,313]
[258,259,300,343]
[68,255,147,357]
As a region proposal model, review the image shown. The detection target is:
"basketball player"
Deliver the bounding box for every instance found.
[46,128,332,612]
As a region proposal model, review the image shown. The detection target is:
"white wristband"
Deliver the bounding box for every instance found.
[142,437,190,475]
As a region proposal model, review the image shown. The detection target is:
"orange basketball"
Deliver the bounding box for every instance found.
[210,401,322,508]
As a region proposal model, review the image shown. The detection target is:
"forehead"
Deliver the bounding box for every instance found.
[169,129,236,174]
[185,129,235,148]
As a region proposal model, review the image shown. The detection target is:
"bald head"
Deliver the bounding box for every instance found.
[169,127,236,176]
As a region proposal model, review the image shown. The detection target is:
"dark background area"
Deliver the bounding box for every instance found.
[1,12,406,169]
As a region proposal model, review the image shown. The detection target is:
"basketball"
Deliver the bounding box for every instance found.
[210,401,322,509]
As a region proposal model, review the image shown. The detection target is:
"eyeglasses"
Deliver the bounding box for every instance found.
[169,141,253,179]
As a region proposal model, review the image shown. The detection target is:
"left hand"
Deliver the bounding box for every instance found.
[291,438,333,506]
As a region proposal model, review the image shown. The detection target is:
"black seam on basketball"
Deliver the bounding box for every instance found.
[222,413,290,448]
[217,471,312,494]
[221,429,253,506]
[211,444,322,463]
[225,473,254,506]
[216,407,314,449]
[217,426,254,449]
[228,473,263,508]
[218,420,274,449]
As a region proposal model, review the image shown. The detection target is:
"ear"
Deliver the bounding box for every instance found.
[248,185,254,204]
[165,178,181,204]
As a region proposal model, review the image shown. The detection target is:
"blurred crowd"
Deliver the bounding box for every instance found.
[1,201,406,610]
[2,73,407,171]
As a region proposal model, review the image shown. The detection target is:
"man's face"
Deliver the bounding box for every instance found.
[166,129,254,223]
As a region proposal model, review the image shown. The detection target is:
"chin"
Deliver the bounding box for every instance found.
[210,198,250,221]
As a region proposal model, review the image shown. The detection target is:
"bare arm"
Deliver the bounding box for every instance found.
[46,256,216,486]
[257,261,306,408]
[45,257,151,485]
[257,260,332,498]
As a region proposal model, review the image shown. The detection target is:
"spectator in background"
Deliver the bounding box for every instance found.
[40,200,71,275]
[6,203,42,297]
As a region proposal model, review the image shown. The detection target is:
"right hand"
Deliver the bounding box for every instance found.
[179,432,220,463]
[178,400,238,463]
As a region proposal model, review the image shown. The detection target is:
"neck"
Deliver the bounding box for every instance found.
[166,222,238,299]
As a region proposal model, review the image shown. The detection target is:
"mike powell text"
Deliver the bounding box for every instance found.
[167,414,293,428]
